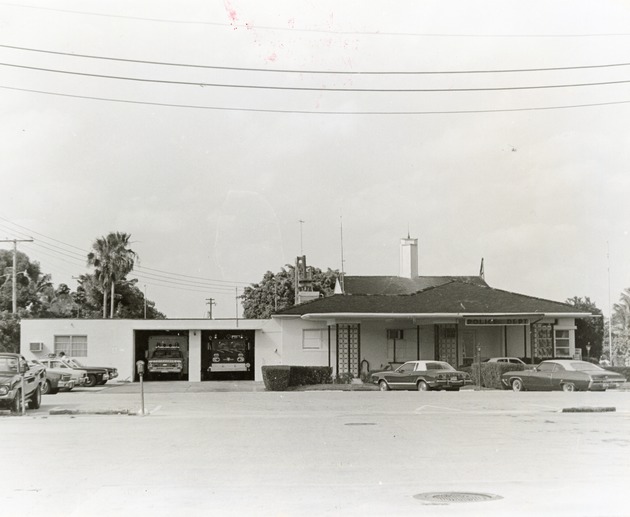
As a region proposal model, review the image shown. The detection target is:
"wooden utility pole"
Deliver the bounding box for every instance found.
[205,298,216,319]
[0,238,34,314]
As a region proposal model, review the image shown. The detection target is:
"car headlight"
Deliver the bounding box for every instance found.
[0,386,9,396]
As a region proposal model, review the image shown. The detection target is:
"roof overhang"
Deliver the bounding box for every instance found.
[299,312,593,321]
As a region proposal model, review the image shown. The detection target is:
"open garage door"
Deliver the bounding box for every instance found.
[134,330,189,382]
[201,330,255,381]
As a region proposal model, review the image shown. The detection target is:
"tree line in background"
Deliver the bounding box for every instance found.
[241,265,339,319]
[2,231,630,366]
[0,232,165,353]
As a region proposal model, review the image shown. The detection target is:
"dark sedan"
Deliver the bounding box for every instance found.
[372,360,472,391]
[502,360,626,392]
[0,353,45,413]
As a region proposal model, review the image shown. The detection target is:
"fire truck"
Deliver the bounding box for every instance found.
[206,333,252,378]
[147,337,186,379]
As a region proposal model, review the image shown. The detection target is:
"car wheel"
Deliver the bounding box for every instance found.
[378,380,390,391]
[28,386,42,409]
[511,378,524,392]
[10,390,22,415]
[562,382,576,392]
[85,374,98,387]
[417,380,429,391]
[42,380,52,395]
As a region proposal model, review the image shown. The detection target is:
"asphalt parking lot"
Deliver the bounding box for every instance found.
[2,384,629,517]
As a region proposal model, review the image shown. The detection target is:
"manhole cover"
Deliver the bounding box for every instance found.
[414,492,502,504]
[344,422,376,426]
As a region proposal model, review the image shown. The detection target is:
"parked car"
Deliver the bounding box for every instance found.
[32,359,84,394]
[501,360,627,392]
[484,357,534,369]
[372,360,472,391]
[0,353,45,413]
[59,357,118,387]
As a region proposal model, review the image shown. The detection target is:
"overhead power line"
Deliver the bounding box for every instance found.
[0,215,253,288]
[2,43,630,75]
[4,61,630,92]
[2,3,630,38]
[3,83,630,115]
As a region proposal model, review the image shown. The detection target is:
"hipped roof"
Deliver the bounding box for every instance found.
[276,280,582,317]
[341,275,488,295]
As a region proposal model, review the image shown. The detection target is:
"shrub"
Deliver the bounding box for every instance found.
[288,366,333,386]
[605,366,630,381]
[335,372,354,384]
[262,365,333,391]
[261,365,291,391]
[471,362,525,389]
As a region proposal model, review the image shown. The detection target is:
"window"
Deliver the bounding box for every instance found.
[537,362,557,372]
[398,362,416,373]
[54,335,88,357]
[302,329,325,350]
[554,330,571,358]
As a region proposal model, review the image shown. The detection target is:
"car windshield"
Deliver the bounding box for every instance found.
[426,362,454,371]
[214,340,247,352]
[0,357,19,373]
[152,349,182,358]
[66,358,83,367]
[571,362,603,372]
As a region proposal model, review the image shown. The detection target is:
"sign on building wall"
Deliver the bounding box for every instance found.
[465,318,530,326]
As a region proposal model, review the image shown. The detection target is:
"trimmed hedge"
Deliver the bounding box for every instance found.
[262,365,333,391]
[261,365,291,391]
[605,366,630,381]
[471,362,525,390]
[289,366,333,386]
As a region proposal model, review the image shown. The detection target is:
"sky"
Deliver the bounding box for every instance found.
[1,0,630,319]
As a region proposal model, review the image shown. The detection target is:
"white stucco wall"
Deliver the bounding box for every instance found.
[20,318,281,382]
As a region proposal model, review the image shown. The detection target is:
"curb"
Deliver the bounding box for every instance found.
[561,407,616,413]
[49,408,135,416]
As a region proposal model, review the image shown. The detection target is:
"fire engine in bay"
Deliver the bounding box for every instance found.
[207,334,252,377]
[147,338,185,380]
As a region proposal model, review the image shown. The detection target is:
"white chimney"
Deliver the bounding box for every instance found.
[399,236,418,278]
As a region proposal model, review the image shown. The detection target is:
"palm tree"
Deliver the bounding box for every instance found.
[87,232,137,318]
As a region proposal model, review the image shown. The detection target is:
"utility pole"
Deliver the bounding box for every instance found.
[235,287,239,327]
[0,238,34,314]
[205,298,216,319]
[144,285,147,319]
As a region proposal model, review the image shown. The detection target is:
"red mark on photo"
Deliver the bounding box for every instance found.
[224,0,238,22]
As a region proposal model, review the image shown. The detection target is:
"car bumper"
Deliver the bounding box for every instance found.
[148,367,182,373]
[429,379,472,389]
[58,380,75,390]
[588,381,623,391]
[208,364,249,372]
[0,389,19,408]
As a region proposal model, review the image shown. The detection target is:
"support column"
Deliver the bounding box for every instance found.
[188,330,201,382]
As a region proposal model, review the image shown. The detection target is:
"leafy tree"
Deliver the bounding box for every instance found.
[611,288,630,366]
[87,232,137,318]
[74,273,165,319]
[0,250,52,316]
[242,264,339,319]
[0,311,21,352]
[565,296,604,360]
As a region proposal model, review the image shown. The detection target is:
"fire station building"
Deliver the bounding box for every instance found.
[20,237,591,382]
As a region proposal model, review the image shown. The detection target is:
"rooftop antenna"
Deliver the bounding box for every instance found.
[607,241,613,365]
[299,219,305,255]
[340,215,345,293]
